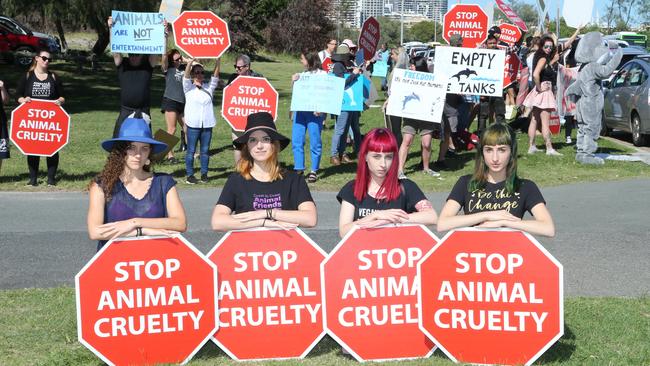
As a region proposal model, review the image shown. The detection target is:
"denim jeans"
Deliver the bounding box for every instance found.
[330,111,361,157]
[292,111,325,172]
[185,126,212,176]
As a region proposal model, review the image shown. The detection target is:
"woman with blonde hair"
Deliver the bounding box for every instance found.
[211,112,317,231]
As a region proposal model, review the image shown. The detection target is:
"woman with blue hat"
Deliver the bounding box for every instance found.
[87,118,187,250]
[211,112,317,231]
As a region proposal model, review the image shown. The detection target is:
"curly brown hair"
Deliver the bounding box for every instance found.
[90,142,152,201]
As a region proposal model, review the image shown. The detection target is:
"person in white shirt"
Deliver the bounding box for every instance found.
[183,58,220,184]
[318,38,337,63]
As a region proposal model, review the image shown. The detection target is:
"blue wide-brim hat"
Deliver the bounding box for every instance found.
[101,118,167,154]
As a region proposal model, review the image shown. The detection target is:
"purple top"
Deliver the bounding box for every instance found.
[97,173,176,249]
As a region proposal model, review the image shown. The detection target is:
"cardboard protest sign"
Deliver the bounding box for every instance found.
[342,74,364,112]
[323,225,439,361]
[291,73,345,115]
[222,76,278,132]
[75,235,218,366]
[358,17,380,61]
[10,99,70,157]
[563,0,593,28]
[386,69,446,123]
[503,52,521,88]
[110,11,165,54]
[443,4,488,48]
[159,0,183,22]
[172,11,230,58]
[494,0,528,31]
[208,229,326,360]
[434,46,505,97]
[372,60,388,78]
[498,23,523,47]
[418,229,563,366]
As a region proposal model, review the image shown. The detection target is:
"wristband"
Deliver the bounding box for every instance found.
[136,227,142,237]
[262,219,266,227]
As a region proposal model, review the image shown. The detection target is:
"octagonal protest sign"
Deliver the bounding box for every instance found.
[418,229,563,365]
[358,16,380,61]
[443,4,488,48]
[221,76,278,132]
[75,235,218,366]
[10,99,70,157]
[173,10,230,58]
[207,228,326,360]
[498,23,523,47]
[323,225,439,361]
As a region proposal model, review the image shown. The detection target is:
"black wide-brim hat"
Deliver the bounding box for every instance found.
[233,112,290,151]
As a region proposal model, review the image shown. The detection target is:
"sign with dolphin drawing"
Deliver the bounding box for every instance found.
[434,46,505,97]
[386,69,446,123]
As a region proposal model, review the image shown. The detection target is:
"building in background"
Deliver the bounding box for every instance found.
[330,0,448,28]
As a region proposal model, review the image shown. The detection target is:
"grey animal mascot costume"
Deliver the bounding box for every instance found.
[566,32,622,165]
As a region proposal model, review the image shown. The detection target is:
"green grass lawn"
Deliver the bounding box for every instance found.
[0,287,648,365]
[1,53,648,192]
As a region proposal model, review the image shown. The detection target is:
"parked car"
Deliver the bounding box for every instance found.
[413,48,435,71]
[0,15,60,65]
[602,56,650,146]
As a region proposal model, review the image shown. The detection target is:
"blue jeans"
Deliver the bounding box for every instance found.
[186,126,212,176]
[330,111,361,157]
[292,112,325,172]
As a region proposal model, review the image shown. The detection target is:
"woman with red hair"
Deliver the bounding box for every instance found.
[337,128,437,237]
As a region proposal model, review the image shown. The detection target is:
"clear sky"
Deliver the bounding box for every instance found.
[453,0,610,23]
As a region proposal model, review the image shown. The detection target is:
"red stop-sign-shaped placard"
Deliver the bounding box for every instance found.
[75,235,218,366]
[10,99,70,157]
[323,225,439,361]
[358,17,381,61]
[173,10,230,58]
[418,229,563,366]
[207,229,326,360]
[221,76,278,132]
[443,4,488,48]
[499,23,523,47]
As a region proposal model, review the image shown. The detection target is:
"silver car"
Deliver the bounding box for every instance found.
[602,56,650,146]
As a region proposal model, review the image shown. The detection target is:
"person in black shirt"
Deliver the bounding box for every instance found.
[337,128,437,237]
[437,123,555,237]
[107,16,160,137]
[0,79,9,172]
[16,49,65,186]
[212,112,317,231]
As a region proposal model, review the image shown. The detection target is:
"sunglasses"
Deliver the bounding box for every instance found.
[39,56,52,62]
[543,45,553,49]
[234,64,248,70]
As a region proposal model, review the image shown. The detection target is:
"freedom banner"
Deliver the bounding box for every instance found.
[291,73,345,115]
[342,74,364,112]
[110,11,166,54]
[386,69,446,123]
[434,46,505,97]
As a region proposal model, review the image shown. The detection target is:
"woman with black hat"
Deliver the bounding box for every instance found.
[211,112,317,231]
[87,118,187,250]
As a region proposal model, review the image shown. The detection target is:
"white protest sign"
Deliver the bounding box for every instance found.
[563,0,593,28]
[434,46,505,97]
[386,69,446,123]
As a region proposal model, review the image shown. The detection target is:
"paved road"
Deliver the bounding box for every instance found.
[1,178,649,297]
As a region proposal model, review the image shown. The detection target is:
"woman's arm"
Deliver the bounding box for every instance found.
[406,199,437,226]
[107,16,123,67]
[87,182,108,240]
[213,58,221,77]
[533,57,547,91]
[338,201,410,238]
[478,203,555,237]
[227,203,317,229]
[0,80,8,103]
[436,199,520,232]
[211,204,274,231]
[562,27,581,50]
[135,186,187,234]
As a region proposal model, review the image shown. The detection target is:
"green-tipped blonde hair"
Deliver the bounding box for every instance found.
[469,123,520,195]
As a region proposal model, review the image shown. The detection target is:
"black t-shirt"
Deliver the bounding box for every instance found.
[217,171,314,213]
[226,70,263,85]
[447,175,545,219]
[118,60,153,109]
[337,179,427,221]
[533,54,557,85]
[16,71,63,100]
